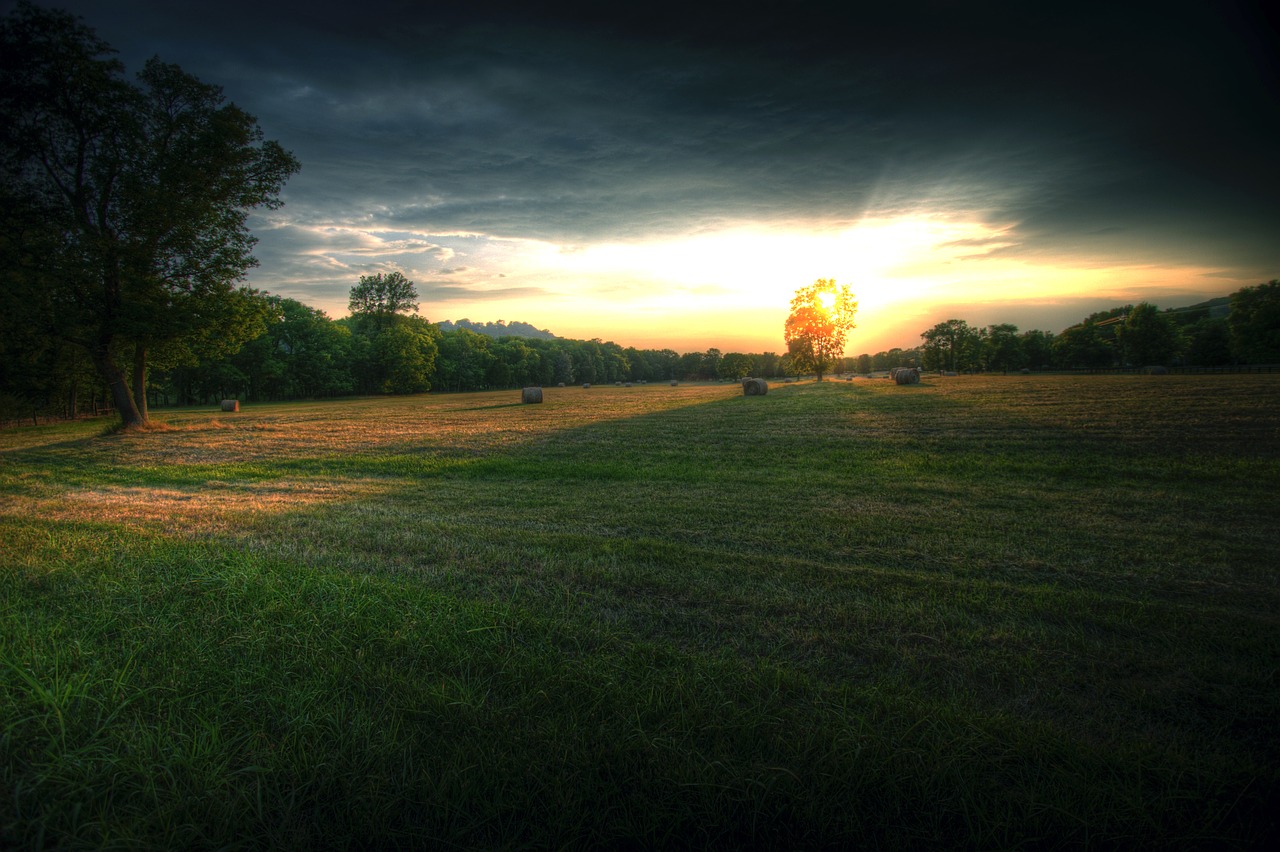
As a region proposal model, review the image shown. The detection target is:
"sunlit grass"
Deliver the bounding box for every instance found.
[2,376,1278,848]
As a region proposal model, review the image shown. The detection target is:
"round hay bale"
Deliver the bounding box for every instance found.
[582,383,591,389]
[1020,367,1031,375]
[1143,365,1168,375]
[557,382,565,387]
[943,371,958,377]
[625,382,632,387]
[521,387,543,404]
[670,380,678,386]
[220,399,240,412]
[743,377,768,396]
[894,368,920,385]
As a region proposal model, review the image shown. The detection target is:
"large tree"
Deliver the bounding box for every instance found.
[0,3,299,426]
[348,271,420,331]
[920,319,973,372]
[784,278,858,381]
[984,323,1024,372]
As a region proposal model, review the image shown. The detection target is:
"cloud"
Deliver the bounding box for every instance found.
[417,283,549,302]
[39,0,1280,344]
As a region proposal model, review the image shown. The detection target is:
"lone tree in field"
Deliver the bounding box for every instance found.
[784,278,858,381]
[0,3,300,427]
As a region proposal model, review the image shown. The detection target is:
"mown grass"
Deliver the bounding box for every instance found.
[2,376,1278,849]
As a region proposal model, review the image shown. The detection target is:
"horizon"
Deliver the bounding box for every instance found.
[349,288,1240,357]
[23,1,1278,356]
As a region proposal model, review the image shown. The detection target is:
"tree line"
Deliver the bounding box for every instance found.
[158,272,800,405]
[0,269,803,418]
[6,6,1278,426]
[851,283,1279,374]
[10,275,1276,422]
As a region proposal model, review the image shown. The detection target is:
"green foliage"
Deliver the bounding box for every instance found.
[717,352,755,380]
[865,348,920,371]
[919,319,975,371]
[1019,329,1056,370]
[436,328,495,392]
[1229,280,1280,364]
[373,317,439,394]
[1185,317,1233,367]
[347,271,419,331]
[1053,323,1114,369]
[1116,302,1184,366]
[784,279,858,381]
[984,323,1024,371]
[0,2,299,425]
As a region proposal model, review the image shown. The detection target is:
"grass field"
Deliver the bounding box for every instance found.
[2,375,1278,849]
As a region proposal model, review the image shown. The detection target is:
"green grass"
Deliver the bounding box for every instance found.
[2,376,1278,849]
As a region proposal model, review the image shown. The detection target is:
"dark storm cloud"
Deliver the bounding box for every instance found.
[23,0,1280,280]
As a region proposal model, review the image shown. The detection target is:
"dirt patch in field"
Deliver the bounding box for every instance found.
[39,478,389,533]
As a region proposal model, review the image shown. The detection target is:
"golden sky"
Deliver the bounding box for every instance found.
[64,0,1276,355]
[256,212,1236,355]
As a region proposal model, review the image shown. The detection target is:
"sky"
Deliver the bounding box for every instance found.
[14,0,1279,354]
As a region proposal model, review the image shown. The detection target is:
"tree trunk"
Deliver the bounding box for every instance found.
[91,345,145,426]
[132,345,149,422]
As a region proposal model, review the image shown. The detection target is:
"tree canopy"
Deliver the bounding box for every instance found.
[920,319,973,372]
[1116,302,1184,366]
[348,271,419,330]
[0,2,299,426]
[784,279,858,381]
[1228,280,1280,364]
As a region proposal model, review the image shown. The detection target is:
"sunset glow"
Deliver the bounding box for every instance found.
[251,211,1227,355]
[65,0,1273,356]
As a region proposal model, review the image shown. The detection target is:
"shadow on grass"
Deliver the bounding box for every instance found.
[3,377,1279,848]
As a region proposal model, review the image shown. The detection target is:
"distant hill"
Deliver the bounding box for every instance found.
[1167,296,1231,320]
[436,318,558,340]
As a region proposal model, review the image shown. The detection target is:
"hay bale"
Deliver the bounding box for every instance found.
[521,387,543,404]
[1143,365,1168,375]
[742,377,768,396]
[582,383,591,389]
[625,382,632,387]
[1020,367,1031,375]
[220,399,239,412]
[557,382,565,388]
[894,368,920,385]
[670,380,678,386]
[943,371,958,377]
